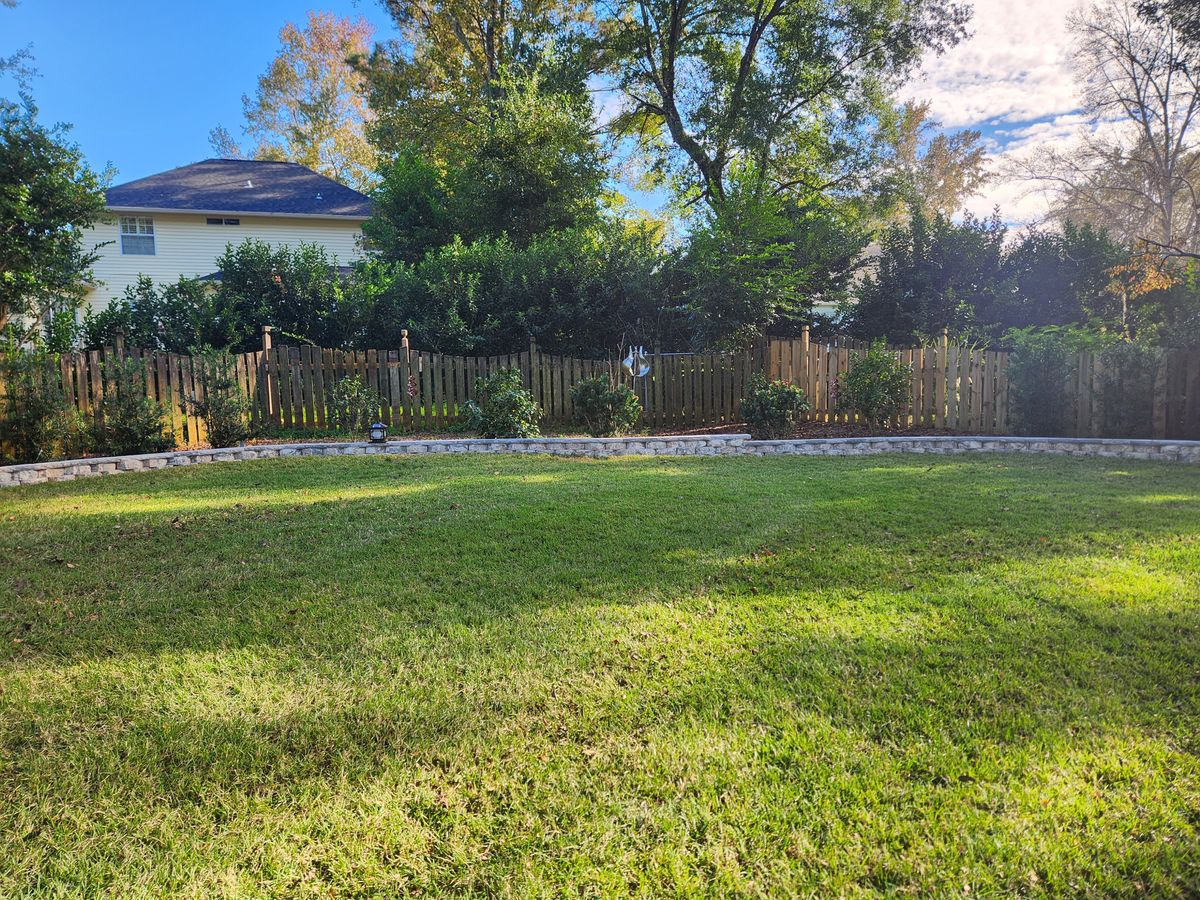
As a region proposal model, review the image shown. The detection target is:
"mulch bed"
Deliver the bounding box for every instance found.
[652,421,965,439]
[232,422,968,448]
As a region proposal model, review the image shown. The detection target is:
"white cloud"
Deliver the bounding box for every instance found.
[907,0,1087,128]
[905,0,1099,223]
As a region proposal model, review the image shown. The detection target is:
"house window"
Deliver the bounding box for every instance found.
[119,216,155,255]
[206,217,241,225]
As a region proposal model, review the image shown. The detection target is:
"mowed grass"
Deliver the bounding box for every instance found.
[1,453,1198,898]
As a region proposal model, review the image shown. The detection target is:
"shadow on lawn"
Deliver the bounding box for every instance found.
[2,578,1195,829]
[2,453,1198,665]
[2,454,1198,893]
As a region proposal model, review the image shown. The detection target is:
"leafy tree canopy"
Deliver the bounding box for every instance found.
[603,0,971,209]
[365,67,608,259]
[0,95,108,343]
[210,12,377,190]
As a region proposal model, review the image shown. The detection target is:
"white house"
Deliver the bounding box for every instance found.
[83,158,371,311]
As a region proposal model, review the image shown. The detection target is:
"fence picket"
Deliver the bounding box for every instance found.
[11,337,1200,455]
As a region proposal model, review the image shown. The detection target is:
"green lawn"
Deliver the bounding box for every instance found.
[2,453,1198,897]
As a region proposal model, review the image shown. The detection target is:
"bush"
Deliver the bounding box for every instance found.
[0,350,91,463]
[837,341,911,428]
[183,349,252,448]
[740,373,809,439]
[570,373,641,436]
[327,376,382,433]
[1097,341,1159,437]
[464,368,540,438]
[92,357,174,456]
[1005,327,1103,436]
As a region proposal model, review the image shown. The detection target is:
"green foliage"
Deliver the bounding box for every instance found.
[1097,341,1160,438]
[326,376,382,433]
[91,357,174,456]
[836,341,912,428]
[847,205,1007,344]
[0,350,90,463]
[845,212,1198,346]
[570,373,641,437]
[740,373,809,439]
[992,223,1127,332]
[0,97,108,341]
[212,239,351,351]
[183,348,252,448]
[82,276,220,353]
[363,150,453,265]
[85,240,356,354]
[1005,327,1106,436]
[40,301,82,353]
[365,69,605,254]
[353,221,668,356]
[464,368,540,438]
[679,176,866,349]
[607,0,969,211]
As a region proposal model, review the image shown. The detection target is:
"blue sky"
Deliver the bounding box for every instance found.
[1,0,396,184]
[3,0,1090,223]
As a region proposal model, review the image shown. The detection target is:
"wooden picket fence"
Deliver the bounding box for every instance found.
[765,332,1013,432]
[3,329,1199,448]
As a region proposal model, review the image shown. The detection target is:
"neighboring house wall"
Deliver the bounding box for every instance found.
[83,212,365,311]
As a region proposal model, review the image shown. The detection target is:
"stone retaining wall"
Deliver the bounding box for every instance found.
[3,434,1198,488]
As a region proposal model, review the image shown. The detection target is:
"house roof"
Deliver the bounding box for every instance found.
[104,159,372,219]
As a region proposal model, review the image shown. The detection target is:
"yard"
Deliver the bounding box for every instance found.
[1,453,1198,896]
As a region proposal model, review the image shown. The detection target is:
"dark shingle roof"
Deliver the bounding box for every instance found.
[105,159,372,218]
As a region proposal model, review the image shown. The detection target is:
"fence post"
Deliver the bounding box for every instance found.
[1152,351,1169,438]
[800,325,810,392]
[401,328,410,361]
[114,329,126,359]
[260,326,274,425]
[936,329,948,429]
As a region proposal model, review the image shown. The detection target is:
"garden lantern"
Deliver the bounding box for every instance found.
[368,422,387,443]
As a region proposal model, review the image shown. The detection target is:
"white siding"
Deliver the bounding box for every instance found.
[82,212,365,311]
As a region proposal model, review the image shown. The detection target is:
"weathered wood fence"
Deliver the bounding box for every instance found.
[4,328,1199,446]
[765,332,1013,432]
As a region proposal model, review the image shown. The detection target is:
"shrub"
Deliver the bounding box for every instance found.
[92,357,174,456]
[0,350,91,463]
[327,375,382,433]
[740,373,809,439]
[570,373,641,436]
[1097,341,1159,437]
[464,368,540,438]
[837,341,911,428]
[183,349,252,448]
[1005,327,1104,436]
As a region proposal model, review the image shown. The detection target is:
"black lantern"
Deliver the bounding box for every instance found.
[368,422,387,443]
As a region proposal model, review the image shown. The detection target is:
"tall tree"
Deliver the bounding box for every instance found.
[359,0,597,158]
[211,13,376,189]
[1022,0,1200,255]
[1,70,108,341]
[884,100,991,220]
[602,0,970,210]
[846,204,1008,343]
[1137,0,1200,50]
[364,68,608,259]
